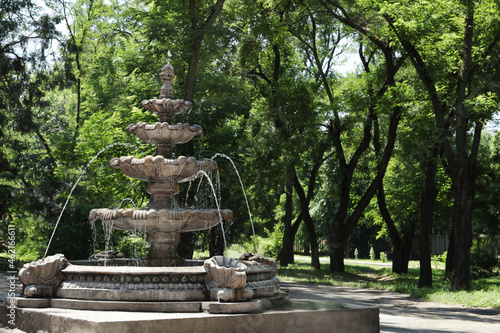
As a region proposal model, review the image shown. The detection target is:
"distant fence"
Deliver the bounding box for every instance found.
[293,231,329,255]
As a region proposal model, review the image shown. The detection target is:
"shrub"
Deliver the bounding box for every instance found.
[262,221,284,259]
[438,251,447,263]
[117,235,149,259]
[380,252,388,262]
[471,245,498,275]
[369,247,376,260]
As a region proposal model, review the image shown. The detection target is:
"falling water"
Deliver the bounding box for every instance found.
[211,153,258,254]
[116,197,137,209]
[196,170,228,256]
[102,221,114,266]
[131,220,148,264]
[90,220,98,260]
[44,142,140,258]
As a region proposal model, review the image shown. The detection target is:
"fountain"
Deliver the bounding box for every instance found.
[2,59,379,333]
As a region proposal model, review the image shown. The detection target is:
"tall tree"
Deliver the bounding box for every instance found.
[383,0,500,290]
[310,0,406,272]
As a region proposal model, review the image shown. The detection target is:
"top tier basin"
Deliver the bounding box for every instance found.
[141,98,192,123]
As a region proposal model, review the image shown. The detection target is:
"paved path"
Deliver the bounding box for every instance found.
[282,281,500,333]
[1,272,499,332]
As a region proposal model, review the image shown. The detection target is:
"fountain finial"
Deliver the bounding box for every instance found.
[142,56,192,123]
[159,58,175,99]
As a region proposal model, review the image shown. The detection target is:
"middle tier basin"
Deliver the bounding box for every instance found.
[110,155,217,183]
[89,208,233,233]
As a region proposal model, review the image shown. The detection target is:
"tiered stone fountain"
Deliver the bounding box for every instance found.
[15,59,280,306]
[5,59,379,333]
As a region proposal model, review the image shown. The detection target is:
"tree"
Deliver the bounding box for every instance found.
[383,0,500,290]
[305,0,406,272]
[0,0,65,260]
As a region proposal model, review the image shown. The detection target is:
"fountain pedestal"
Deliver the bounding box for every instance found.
[146,182,180,209]
[144,231,183,266]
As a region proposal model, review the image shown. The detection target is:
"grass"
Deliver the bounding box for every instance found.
[278,256,500,309]
[194,248,499,309]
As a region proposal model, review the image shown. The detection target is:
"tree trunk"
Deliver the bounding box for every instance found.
[279,214,302,265]
[451,174,475,290]
[376,182,407,274]
[209,224,226,257]
[446,229,454,273]
[418,146,439,287]
[303,211,320,269]
[179,232,195,259]
[450,6,477,291]
[400,237,413,273]
[391,236,413,274]
[184,0,225,101]
[328,220,345,272]
[391,239,404,274]
[293,169,320,269]
[278,179,295,266]
[184,37,203,102]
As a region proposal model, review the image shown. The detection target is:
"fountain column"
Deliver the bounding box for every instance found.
[145,231,182,266]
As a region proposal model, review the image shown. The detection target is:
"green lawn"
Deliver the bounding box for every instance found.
[278,256,500,309]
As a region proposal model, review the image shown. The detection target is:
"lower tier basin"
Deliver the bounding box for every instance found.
[89,208,233,233]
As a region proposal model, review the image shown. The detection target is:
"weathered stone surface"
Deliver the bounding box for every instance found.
[50,299,202,313]
[204,256,255,302]
[5,297,49,308]
[205,300,262,314]
[128,122,202,155]
[56,265,209,302]
[18,254,69,298]
[89,208,233,233]
[141,99,192,123]
[204,257,247,290]
[2,305,380,333]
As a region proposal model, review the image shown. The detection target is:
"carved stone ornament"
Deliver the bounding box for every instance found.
[204,256,254,302]
[19,254,69,298]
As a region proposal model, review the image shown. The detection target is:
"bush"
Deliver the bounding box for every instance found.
[263,221,284,259]
[380,252,388,262]
[369,247,376,260]
[117,235,149,259]
[432,251,447,263]
[471,245,498,275]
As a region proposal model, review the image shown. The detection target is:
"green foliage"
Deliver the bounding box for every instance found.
[0,0,499,297]
[369,247,376,260]
[265,221,284,259]
[432,251,448,263]
[380,252,388,262]
[471,243,498,275]
[117,235,150,259]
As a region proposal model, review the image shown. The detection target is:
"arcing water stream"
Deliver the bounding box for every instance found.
[44,142,140,258]
[196,170,228,256]
[211,153,258,254]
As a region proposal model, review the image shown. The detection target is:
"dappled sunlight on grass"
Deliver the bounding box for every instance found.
[277,259,500,308]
